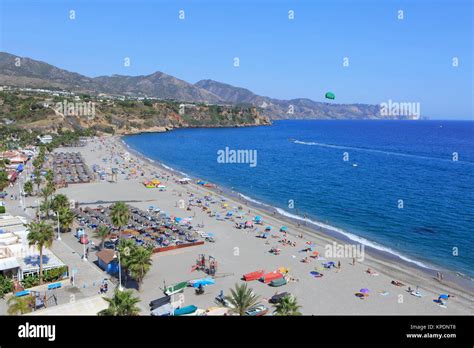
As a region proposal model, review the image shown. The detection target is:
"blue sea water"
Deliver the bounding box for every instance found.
[123,120,474,278]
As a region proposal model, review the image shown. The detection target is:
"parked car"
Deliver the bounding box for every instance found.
[0,192,8,199]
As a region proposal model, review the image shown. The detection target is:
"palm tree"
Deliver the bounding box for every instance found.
[51,194,70,211]
[128,246,153,291]
[116,239,136,284]
[33,169,42,193]
[45,181,56,197]
[94,225,110,250]
[7,295,34,315]
[0,170,9,191]
[23,180,34,196]
[45,169,54,186]
[225,283,260,316]
[39,186,54,216]
[26,221,55,285]
[98,289,141,316]
[57,207,74,233]
[32,157,43,171]
[111,202,129,236]
[272,295,302,316]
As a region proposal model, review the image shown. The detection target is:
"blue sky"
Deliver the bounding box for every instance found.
[0,0,472,119]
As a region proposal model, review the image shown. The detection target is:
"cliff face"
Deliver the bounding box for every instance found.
[0,90,270,135]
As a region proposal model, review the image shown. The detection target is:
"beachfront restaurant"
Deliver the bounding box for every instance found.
[16,250,66,281]
[0,215,67,281]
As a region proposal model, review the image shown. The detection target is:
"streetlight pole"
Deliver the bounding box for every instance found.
[35,199,41,221]
[117,251,123,291]
[55,211,61,240]
[83,236,87,262]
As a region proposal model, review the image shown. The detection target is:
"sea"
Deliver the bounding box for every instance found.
[123,120,474,280]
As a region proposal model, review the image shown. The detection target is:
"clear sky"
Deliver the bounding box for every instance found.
[0,0,472,119]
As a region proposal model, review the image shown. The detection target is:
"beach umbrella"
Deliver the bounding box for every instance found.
[439,294,449,299]
[255,216,261,221]
[280,226,288,232]
[265,226,272,231]
[360,288,370,294]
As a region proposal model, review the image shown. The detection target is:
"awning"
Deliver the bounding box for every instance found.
[0,257,20,271]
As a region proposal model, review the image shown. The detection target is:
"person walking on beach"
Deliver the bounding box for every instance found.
[352,257,356,266]
[338,261,341,269]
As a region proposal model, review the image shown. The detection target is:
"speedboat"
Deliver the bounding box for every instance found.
[245,305,268,316]
[243,270,265,281]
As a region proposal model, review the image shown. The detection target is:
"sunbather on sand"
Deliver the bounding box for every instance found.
[391,280,405,286]
[366,268,379,276]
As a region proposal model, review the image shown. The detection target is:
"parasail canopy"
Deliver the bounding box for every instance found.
[325,92,335,100]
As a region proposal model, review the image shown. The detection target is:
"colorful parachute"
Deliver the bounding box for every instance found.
[325,92,335,100]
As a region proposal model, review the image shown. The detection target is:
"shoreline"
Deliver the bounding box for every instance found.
[49,134,473,315]
[119,135,474,297]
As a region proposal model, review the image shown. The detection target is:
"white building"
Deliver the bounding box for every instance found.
[0,215,65,281]
[39,135,53,144]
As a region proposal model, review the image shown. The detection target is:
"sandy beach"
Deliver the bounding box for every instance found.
[53,135,473,315]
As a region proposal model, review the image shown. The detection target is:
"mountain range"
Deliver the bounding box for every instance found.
[0,52,403,120]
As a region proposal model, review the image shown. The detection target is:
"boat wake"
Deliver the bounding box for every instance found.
[293,140,473,165]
